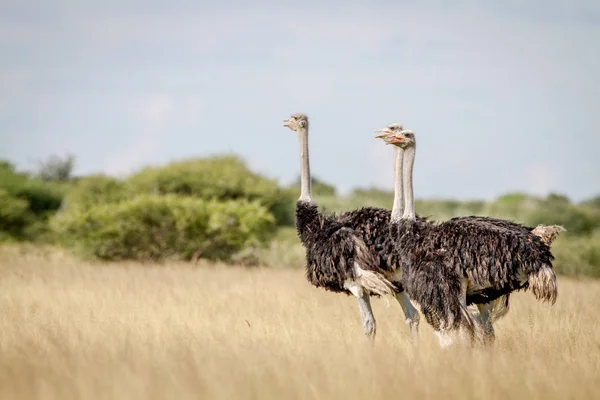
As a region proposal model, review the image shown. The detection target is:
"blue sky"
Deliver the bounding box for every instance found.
[1,0,599,201]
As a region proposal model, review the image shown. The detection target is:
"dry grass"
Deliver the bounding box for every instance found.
[0,245,599,400]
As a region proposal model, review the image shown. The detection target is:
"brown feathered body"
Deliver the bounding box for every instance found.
[297,202,471,332]
[397,218,558,306]
[295,201,393,296]
[296,201,558,331]
[389,219,472,331]
[334,208,557,303]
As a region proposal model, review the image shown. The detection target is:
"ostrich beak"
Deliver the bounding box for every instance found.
[374,127,392,138]
[283,118,292,127]
[385,136,405,145]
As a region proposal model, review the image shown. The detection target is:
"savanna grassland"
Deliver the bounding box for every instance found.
[1,245,599,400]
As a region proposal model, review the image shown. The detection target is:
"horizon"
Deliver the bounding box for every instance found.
[6,150,597,204]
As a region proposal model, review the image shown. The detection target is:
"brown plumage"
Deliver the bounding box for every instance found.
[295,201,393,296]
[286,113,476,343]
[284,113,398,341]
[285,113,394,297]
[377,124,561,345]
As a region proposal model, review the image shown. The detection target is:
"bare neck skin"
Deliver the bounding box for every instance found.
[390,146,404,223]
[297,127,313,203]
[402,144,416,220]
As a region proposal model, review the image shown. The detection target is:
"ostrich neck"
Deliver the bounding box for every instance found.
[402,145,416,220]
[390,146,404,223]
[297,127,313,203]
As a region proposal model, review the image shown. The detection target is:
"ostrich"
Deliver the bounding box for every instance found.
[374,124,564,342]
[283,113,396,341]
[377,126,560,346]
[283,113,475,343]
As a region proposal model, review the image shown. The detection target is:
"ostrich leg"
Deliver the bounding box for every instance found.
[395,292,419,344]
[357,293,376,340]
[459,284,477,346]
[476,303,495,345]
[345,281,376,340]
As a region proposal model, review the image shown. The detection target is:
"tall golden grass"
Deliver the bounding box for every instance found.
[0,245,598,400]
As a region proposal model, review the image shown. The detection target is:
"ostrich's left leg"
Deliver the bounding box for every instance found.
[357,292,376,340]
[345,281,376,340]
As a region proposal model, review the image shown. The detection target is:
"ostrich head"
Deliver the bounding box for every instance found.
[283,113,309,132]
[374,122,405,138]
[374,123,415,148]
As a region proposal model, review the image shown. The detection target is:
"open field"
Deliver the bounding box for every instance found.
[1,246,599,399]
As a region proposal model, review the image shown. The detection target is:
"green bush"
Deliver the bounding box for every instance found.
[0,160,15,172]
[51,195,275,262]
[350,187,393,209]
[526,207,595,236]
[0,167,65,241]
[126,155,295,226]
[552,231,600,278]
[580,196,600,230]
[290,175,337,197]
[0,169,64,215]
[36,154,75,182]
[317,189,487,222]
[522,193,596,236]
[485,192,537,222]
[63,174,127,211]
[0,189,30,239]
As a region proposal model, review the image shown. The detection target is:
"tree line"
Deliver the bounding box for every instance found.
[1,155,599,275]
